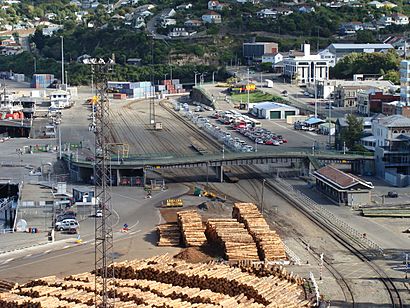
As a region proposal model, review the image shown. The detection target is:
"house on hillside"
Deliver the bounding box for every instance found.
[207,0,228,11]
[256,9,277,19]
[202,11,222,23]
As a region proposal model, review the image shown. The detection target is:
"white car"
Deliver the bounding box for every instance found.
[55,219,78,231]
[96,210,103,217]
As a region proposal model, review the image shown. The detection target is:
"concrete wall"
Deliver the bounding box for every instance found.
[190,87,214,108]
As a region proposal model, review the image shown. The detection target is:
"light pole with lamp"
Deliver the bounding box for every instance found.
[260,179,266,214]
[212,71,216,84]
[194,72,200,87]
[164,73,168,82]
[60,36,64,86]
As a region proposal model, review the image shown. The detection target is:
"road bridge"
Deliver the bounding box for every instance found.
[64,150,374,184]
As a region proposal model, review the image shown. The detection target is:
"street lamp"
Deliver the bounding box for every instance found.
[212,71,216,84]
[194,72,200,87]
[260,179,266,214]
[164,73,168,81]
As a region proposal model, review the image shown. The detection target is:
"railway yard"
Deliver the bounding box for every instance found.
[0,83,409,307]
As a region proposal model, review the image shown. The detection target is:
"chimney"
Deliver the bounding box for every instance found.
[302,43,310,56]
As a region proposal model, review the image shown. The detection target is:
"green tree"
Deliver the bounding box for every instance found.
[355,30,375,43]
[259,62,273,72]
[340,114,363,150]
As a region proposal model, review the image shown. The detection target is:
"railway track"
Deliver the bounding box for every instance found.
[116,99,402,307]
[235,165,402,307]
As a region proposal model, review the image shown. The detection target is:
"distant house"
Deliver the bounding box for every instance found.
[207,0,228,11]
[160,8,176,19]
[176,3,192,10]
[261,52,283,64]
[256,9,277,19]
[126,58,142,66]
[368,0,383,8]
[392,13,409,25]
[382,1,397,8]
[161,18,176,27]
[275,7,293,16]
[202,11,222,23]
[184,19,202,27]
[298,6,315,13]
[45,13,57,20]
[236,0,260,4]
[42,24,63,36]
[169,27,192,37]
[339,22,363,35]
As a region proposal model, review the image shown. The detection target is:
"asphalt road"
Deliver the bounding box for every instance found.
[0,184,186,283]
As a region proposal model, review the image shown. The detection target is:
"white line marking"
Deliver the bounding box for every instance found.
[24,254,32,258]
[63,245,70,249]
[2,258,14,264]
[43,250,51,254]
[128,220,139,230]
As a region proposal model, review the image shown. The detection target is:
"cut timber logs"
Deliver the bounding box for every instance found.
[233,202,287,261]
[177,210,207,247]
[0,254,313,307]
[157,223,181,247]
[205,218,259,261]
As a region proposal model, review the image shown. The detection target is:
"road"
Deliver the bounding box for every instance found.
[0,184,186,283]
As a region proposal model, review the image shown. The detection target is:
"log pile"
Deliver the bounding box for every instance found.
[157,223,181,246]
[0,254,313,307]
[177,210,207,247]
[232,202,287,261]
[205,218,259,261]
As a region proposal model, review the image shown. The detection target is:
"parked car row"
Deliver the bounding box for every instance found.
[236,126,287,146]
[182,110,255,152]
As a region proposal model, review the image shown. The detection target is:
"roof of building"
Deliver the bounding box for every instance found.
[304,117,325,125]
[253,101,297,110]
[377,115,410,127]
[314,165,374,190]
[328,43,393,50]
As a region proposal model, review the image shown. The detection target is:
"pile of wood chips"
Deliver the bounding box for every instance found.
[156,223,181,246]
[232,203,287,261]
[205,218,259,261]
[177,210,207,247]
[0,254,313,307]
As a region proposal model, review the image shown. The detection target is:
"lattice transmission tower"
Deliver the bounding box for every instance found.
[92,58,115,307]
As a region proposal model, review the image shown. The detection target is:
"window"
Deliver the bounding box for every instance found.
[393,130,398,133]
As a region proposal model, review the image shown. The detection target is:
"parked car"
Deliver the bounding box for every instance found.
[386,191,398,198]
[60,220,79,233]
[55,218,78,231]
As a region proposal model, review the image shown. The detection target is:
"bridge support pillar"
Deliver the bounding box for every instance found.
[116,169,121,186]
[300,158,311,177]
[215,166,224,183]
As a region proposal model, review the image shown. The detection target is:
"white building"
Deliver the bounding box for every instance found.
[400,60,410,105]
[252,102,299,119]
[49,90,71,109]
[283,44,330,85]
[371,115,410,147]
[325,43,394,64]
[318,49,336,67]
[256,9,277,18]
[261,52,282,64]
[202,11,221,23]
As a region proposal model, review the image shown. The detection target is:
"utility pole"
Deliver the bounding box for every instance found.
[328,99,331,147]
[247,68,250,106]
[314,79,317,118]
[260,179,266,214]
[86,58,115,307]
[149,35,155,126]
[60,36,64,86]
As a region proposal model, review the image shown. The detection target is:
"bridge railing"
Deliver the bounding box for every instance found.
[64,147,374,166]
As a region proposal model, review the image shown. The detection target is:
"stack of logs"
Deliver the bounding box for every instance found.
[156,223,181,246]
[232,202,287,261]
[205,218,259,261]
[0,255,313,307]
[177,210,207,247]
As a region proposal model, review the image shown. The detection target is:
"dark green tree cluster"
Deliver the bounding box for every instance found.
[331,50,401,84]
[340,114,366,152]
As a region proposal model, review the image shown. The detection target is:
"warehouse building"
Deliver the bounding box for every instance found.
[313,165,374,206]
[252,102,299,119]
[243,42,278,61]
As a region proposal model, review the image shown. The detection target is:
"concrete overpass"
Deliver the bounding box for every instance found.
[64,150,375,184]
